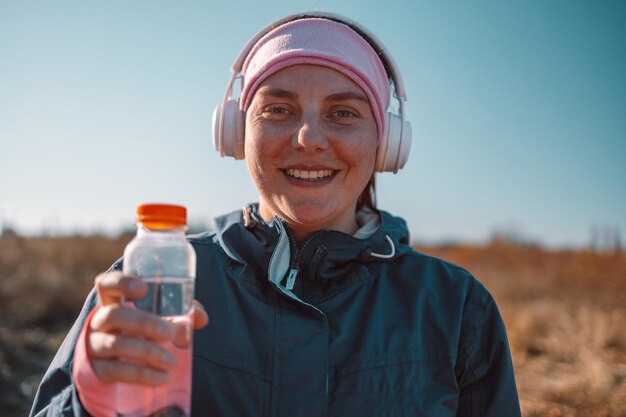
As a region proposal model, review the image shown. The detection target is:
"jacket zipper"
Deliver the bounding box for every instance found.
[283,223,321,292]
[286,263,299,291]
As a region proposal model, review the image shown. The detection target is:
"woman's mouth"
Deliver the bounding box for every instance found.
[284,168,336,181]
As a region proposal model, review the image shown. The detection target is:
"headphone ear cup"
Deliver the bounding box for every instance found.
[212,101,225,155]
[212,98,245,159]
[375,113,412,173]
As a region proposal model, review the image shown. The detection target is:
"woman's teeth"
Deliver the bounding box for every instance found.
[286,168,334,180]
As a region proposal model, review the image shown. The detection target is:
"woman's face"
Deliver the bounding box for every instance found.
[245,65,378,242]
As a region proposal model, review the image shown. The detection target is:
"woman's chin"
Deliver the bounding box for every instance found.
[284,207,359,237]
[284,212,330,230]
[259,198,357,235]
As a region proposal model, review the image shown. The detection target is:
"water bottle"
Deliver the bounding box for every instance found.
[118,203,196,417]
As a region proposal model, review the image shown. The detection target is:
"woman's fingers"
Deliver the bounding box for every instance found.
[192,300,209,329]
[169,316,192,349]
[91,305,177,342]
[86,272,209,386]
[91,290,208,348]
[92,358,171,386]
[88,331,178,372]
[94,272,147,306]
[168,301,209,349]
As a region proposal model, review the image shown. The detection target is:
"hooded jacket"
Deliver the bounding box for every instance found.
[30,205,521,417]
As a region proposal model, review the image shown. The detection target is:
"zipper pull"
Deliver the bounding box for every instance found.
[286,268,298,291]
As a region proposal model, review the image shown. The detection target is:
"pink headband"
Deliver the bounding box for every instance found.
[240,18,391,143]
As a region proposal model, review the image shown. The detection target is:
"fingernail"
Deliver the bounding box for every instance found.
[163,350,177,364]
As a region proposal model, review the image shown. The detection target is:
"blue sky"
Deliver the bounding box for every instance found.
[1,0,624,247]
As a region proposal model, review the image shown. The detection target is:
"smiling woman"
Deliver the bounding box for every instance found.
[30,12,521,417]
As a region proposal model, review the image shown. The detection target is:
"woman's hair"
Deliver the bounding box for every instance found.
[357,174,377,212]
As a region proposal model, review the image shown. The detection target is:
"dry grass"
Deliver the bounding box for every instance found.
[0,233,130,415]
[1,234,624,416]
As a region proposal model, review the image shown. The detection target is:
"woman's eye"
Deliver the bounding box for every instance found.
[333,109,357,118]
[262,106,290,117]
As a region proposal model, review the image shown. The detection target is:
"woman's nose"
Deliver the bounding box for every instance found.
[293,116,329,154]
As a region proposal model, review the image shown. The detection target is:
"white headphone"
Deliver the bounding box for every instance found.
[212,12,412,173]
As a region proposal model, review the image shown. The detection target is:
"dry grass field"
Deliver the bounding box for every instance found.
[1,233,624,416]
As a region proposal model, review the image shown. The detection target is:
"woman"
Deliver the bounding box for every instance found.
[30,12,521,417]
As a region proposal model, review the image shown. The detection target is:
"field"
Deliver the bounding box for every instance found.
[1,233,625,416]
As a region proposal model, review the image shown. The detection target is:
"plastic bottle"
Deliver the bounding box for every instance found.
[117,203,196,417]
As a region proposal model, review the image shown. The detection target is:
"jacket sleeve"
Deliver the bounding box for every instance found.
[28,289,98,417]
[455,279,522,417]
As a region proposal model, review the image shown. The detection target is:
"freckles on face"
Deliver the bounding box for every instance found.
[244,106,284,189]
[243,65,378,237]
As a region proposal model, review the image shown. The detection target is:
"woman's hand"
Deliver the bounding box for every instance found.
[87,271,209,386]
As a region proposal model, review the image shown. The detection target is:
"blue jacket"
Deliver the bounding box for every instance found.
[30,206,521,416]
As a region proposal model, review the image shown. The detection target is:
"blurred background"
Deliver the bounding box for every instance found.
[1,1,624,416]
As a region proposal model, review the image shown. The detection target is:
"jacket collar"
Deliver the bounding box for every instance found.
[213,203,410,285]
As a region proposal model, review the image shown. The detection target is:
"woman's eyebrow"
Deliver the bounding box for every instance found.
[325,92,369,103]
[256,87,297,99]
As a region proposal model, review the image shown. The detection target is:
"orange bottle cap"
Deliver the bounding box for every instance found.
[136,204,187,229]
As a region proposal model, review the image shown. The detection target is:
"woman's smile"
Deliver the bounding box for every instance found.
[284,168,336,181]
